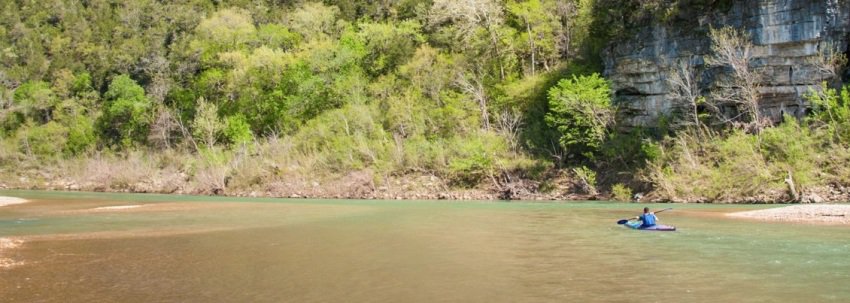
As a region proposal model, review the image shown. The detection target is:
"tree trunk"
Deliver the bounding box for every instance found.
[785,170,800,202]
[525,19,536,76]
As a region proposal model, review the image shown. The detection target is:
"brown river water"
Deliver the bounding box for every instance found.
[1,191,849,302]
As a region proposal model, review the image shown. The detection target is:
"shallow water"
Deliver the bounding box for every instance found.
[1,191,849,302]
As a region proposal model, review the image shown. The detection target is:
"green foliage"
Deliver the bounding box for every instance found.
[358,20,424,76]
[448,151,494,187]
[611,183,632,202]
[647,114,832,202]
[192,98,224,148]
[506,0,563,75]
[13,81,58,123]
[18,121,67,157]
[99,75,152,148]
[64,114,97,156]
[71,72,94,96]
[285,2,341,38]
[293,104,391,171]
[193,8,257,62]
[195,69,227,100]
[806,84,850,143]
[760,115,818,189]
[601,129,660,168]
[4,0,791,196]
[223,115,254,146]
[545,73,613,160]
[256,24,301,50]
[572,165,597,194]
[446,134,507,187]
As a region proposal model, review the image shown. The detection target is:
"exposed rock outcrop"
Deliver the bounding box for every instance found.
[604,0,850,127]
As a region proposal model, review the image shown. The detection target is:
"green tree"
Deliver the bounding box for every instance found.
[807,84,850,143]
[13,81,58,123]
[193,98,224,149]
[357,20,424,76]
[223,114,254,146]
[64,114,97,156]
[285,2,341,39]
[429,0,515,80]
[507,0,562,76]
[255,24,302,50]
[192,8,257,64]
[545,73,613,160]
[99,75,153,147]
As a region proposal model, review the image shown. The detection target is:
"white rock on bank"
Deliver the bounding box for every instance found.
[727,204,850,224]
[0,196,28,207]
[92,205,145,211]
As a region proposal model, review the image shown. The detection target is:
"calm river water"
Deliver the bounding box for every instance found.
[1,191,849,302]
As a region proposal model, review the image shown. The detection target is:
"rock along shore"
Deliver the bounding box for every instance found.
[727,204,850,225]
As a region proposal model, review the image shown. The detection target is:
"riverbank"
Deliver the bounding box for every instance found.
[4,169,850,203]
[0,168,598,201]
[727,204,850,225]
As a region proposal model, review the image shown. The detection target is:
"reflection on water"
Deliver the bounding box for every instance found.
[1,191,849,302]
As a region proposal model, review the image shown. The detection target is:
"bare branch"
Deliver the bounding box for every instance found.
[809,41,848,82]
[706,27,763,133]
[667,60,702,127]
[455,69,491,130]
[496,109,524,151]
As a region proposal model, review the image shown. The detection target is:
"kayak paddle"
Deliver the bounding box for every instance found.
[616,207,672,224]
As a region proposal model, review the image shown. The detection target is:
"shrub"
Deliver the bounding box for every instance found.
[293,104,391,172]
[191,148,233,194]
[223,115,254,146]
[601,129,660,169]
[806,84,850,143]
[17,121,67,158]
[82,151,157,190]
[64,115,97,156]
[401,136,448,171]
[572,165,597,195]
[446,132,509,187]
[448,151,494,187]
[645,120,826,202]
[760,116,818,190]
[612,183,632,202]
[192,98,224,148]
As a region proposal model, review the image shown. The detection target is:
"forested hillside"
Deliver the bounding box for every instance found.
[1,0,848,202]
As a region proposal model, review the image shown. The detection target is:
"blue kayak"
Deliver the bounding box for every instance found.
[624,221,676,231]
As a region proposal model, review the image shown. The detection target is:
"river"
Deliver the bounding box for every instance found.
[1,190,848,302]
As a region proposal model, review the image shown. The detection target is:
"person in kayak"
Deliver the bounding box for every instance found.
[637,207,657,228]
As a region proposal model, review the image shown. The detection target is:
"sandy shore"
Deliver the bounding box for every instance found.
[727,204,850,225]
[0,196,28,207]
[92,205,145,211]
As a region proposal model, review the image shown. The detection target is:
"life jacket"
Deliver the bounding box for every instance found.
[641,213,657,227]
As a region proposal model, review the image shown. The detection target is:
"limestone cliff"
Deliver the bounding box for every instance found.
[603,0,850,127]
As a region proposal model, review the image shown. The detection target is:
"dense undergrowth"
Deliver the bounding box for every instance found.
[0,0,848,202]
[647,86,850,202]
[0,0,615,199]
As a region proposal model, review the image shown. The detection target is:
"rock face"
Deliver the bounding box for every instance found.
[604,0,850,127]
